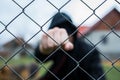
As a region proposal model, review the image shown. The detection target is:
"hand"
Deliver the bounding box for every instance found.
[39,27,74,55]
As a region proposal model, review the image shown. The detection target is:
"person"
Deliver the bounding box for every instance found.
[35,12,106,80]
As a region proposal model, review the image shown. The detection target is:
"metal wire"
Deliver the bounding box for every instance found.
[0,0,120,80]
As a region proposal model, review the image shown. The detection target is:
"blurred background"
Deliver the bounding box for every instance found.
[0,0,120,80]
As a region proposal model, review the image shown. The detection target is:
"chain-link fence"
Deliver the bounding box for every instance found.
[0,0,120,80]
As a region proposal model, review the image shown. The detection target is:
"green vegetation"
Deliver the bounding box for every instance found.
[103,65,120,80]
[0,57,120,80]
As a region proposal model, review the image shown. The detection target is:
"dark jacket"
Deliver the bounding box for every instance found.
[35,38,105,80]
[35,12,105,80]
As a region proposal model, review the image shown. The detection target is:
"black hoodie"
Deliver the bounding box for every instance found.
[35,12,106,80]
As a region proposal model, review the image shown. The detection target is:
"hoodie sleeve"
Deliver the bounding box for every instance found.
[34,45,48,62]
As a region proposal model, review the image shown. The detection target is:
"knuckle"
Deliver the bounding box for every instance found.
[60,28,67,33]
[47,29,53,34]
[47,29,54,37]
[53,27,59,30]
[53,27,60,32]
[48,43,56,49]
[42,34,47,40]
[42,33,46,37]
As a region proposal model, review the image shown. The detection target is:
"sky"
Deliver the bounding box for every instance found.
[0,0,120,47]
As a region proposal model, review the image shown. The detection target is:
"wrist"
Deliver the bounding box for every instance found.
[39,45,51,55]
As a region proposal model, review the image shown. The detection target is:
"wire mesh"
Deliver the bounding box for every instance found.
[0,0,120,80]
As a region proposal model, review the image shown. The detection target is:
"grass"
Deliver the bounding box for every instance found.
[0,57,120,80]
[102,61,120,80]
[103,66,120,80]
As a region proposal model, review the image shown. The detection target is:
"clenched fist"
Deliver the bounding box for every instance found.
[39,27,74,55]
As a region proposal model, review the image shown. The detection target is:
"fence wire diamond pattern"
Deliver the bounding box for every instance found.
[0,0,120,80]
